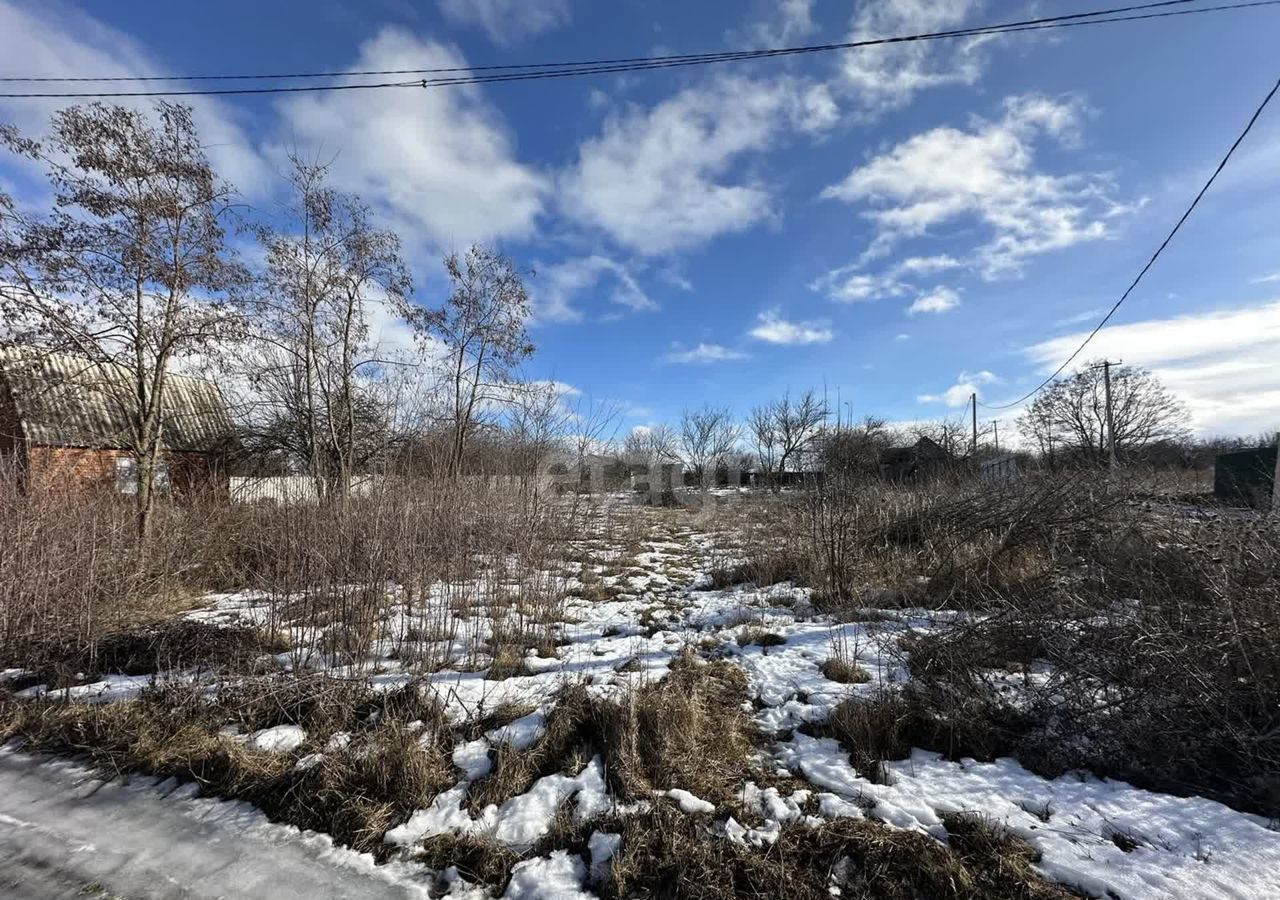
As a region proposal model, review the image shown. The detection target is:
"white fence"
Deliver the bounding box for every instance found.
[229,475,381,505]
[229,474,532,505]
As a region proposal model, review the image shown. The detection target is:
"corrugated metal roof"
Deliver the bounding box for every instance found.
[0,346,235,452]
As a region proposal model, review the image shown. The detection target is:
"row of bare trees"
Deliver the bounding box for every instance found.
[0,102,544,538]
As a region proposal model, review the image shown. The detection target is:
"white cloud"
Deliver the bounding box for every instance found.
[1252,272,1280,284]
[749,310,834,345]
[436,0,570,44]
[274,29,547,250]
[1025,301,1280,436]
[809,267,906,303]
[0,1,271,196]
[664,342,749,364]
[894,332,911,341]
[822,94,1112,276]
[919,369,998,407]
[839,0,990,115]
[534,255,655,322]
[560,75,835,256]
[908,286,960,315]
[894,254,963,276]
[735,0,818,46]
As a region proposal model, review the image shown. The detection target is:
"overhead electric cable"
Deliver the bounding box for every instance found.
[978,74,1280,411]
[0,0,1276,98]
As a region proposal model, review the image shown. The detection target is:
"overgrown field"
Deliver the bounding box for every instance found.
[2,471,1279,899]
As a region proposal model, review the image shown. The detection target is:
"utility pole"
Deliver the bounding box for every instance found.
[971,392,978,457]
[993,420,1000,454]
[1094,360,1120,468]
[1272,430,1280,515]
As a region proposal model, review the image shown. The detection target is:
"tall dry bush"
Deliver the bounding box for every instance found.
[836,473,1280,816]
[0,465,203,681]
[1,463,575,684]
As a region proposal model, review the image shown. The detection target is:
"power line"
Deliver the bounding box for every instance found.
[979,73,1280,412]
[0,0,1276,99]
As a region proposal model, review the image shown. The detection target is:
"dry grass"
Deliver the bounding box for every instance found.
[0,679,456,857]
[821,657,871,685]
[600,803,1079,900]
[468,651,757,813]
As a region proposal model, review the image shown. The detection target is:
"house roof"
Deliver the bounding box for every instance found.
[0,346,235,453]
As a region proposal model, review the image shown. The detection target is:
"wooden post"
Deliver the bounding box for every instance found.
[1102,360,1118,468]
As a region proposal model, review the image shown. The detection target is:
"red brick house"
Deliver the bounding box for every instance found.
[0,347,236,497]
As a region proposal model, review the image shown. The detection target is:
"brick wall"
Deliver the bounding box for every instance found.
[24,446,228,498]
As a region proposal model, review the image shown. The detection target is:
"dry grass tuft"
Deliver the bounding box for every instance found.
[415,833,520,887]
[736,627,786,649]
[821,657,871,685]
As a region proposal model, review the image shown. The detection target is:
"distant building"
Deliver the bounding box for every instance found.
[1214,445,1277,510]
[879,436,949,482]
[0,347,235,496]
[980,453,1023,483]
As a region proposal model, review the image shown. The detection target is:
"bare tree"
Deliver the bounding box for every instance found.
[679,404,739,490]
[238,154,412,501]
[820,415,895,478]
[748,389,826,490]
[1018,362,1190,465]
[910,417,974,458]
[623,423,679,465]
[423,246,534,481]
[567,394,622,479]
[0,103,242,539]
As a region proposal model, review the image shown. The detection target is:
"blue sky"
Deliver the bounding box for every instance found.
[2,0,1279,439]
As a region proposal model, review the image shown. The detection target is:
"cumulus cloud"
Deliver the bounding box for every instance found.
[809,267,906,303]
[749,310,834,345]
[919,369,998,407]
[894,254,963,276]
[0,1,270,196]
[1025,301,1280,436]
[560,75,836,256]
[822,94,1113,276]
[734,0,818,46]
[436,0,570,44]
[534,255,655,322]
[839,0,990,115]
[274,29,547,250]
[664,342,750,364]
[908,286,961,315]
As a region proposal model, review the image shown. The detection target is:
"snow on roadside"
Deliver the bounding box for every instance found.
[248,724,307,752]
[0,746,435,899]
[386,757,610,853]
[777,734,1280,900]
[503,850,592,899]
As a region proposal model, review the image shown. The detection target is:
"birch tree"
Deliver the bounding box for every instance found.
[426,246,534,481]
[0,103,242,540]
[239,155,411,500]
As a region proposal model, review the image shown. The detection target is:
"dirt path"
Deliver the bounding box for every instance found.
[0,749,433,900]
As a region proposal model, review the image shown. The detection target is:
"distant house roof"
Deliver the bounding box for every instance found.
[0,346,235,453]
[880,436,948,463]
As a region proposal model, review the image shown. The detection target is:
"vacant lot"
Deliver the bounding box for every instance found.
[2,472,1279,899]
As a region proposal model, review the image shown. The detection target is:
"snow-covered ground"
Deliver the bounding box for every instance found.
[4,496,1280,899]
[0,748,435,899]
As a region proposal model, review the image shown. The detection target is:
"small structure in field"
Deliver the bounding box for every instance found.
[1214,445,1277,510]
[879,436,949,482]
[0,347,235,496]
[980,453,1023,483]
